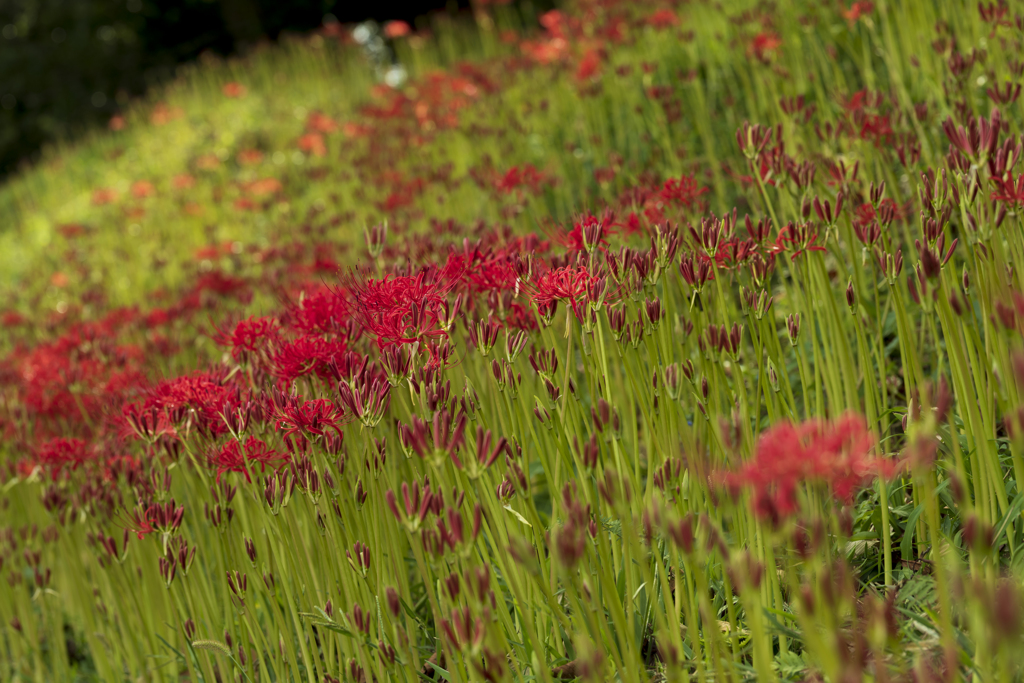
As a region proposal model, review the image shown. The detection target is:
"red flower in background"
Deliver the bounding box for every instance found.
[647,8,679,29]
[214,316,281,361]
[842,1,875,24]
[212,436,287,483]
[751,32,781,62]
[37,438,90,479]
[576,49,602,82]
[298,133,327,157]
[273,335,350,384]
[495,165,547,195]
[222,82,247,98]
[725,413,896,522]
[659,174,708,208]
[383,21,411,39]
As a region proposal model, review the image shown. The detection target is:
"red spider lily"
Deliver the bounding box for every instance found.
[131,181,155,199]
[842,1,874,24]
[222,82,246,97]
[275,398,345,443]
[991,173,1024,207]
[350,254,466,349]
[123,499,184,540]
[750,32,781,62]
[15,342,145,425]
[213,316,281,362]
[724,413,897,522]
[306,111,338,134]
[92,188,118,205]
[383,20,411,38]
[560,212,617,254]
[285,288,352,336]
[212,439,250,483]
[212,436,288,483]
[298,132,327,157]
[273,335,350,384]
[142,372,237,437]
[659,174,708,209]
[647,8,679,29]
[576,48,602,81]
[37,438,90,480]
[774,222,827,260]
[528,265,599,323]
[495,164,547,195]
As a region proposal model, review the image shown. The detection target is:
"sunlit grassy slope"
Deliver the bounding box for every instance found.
[0,0,991,322]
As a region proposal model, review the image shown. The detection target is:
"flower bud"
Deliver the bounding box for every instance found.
[386,587,402,618]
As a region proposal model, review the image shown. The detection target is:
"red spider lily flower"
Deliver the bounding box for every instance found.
[212,439,250,483]
[298,132,327,157]
[123,499,184,540]
[560,212,617,254]
[528,265,599,323]
[142,372,236,437]
[212,436,287,483]
[222,82,247,98]
[306,111,338,134]
[171,174,195,190]
[213,316,281,362]
[495,164,547,195]
[750,32,782,62]
[342,121,371,138]
[273,335,350,385]
[91,188,118,206]
[246,177,283,198]
[275,398,345,443]
[576,48,602,82]
[237,149,263,165]
[350,254,466,349]
[150,102,183,126]
[647,8,679,29]
[131,181,155,199]
[659,174,708,209]
[383,20,411,38]
[842,1,874,24]
[285,288,352,336]
[458,427,509,479]
[991,172,1024,207]
[123,508,155,540]
[774,222,827,260]
[724,413,896,522]
[37,438,90,480]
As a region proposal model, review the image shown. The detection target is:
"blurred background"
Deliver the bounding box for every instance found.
[0,0,478,180]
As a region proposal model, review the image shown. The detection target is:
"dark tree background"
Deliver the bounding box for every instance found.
[0,0,472,179]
